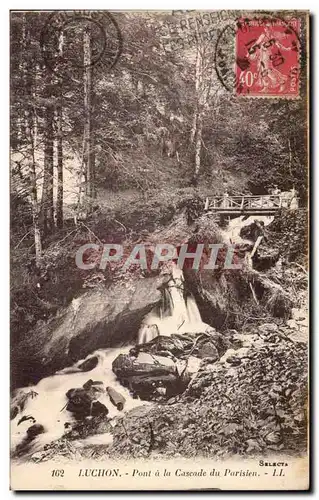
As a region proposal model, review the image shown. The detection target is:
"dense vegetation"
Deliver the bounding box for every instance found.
[10,11,308,344]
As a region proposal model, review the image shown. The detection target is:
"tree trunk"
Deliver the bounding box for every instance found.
[30,145,43,265]
[56,101,63,228]
[191,43,204,184]
[288,138,293,180]
[22,13,42,264]
[42,103,55,234]
[83,27,95,210]
[194,111,202,182]
[190,46,202,145]
[55,31,64,229]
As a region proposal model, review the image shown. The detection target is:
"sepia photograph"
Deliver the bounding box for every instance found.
[9,9,309,490]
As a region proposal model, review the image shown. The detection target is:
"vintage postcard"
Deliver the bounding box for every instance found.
[10,10,309,490]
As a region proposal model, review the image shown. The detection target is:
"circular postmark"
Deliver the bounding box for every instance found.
[214,13,301,96]
[214,23,237,93]
[40,11,123,78]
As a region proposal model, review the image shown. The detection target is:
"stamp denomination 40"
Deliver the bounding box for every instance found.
[235,17,300,98]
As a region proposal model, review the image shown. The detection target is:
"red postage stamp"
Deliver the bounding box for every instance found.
[235,17,300,97]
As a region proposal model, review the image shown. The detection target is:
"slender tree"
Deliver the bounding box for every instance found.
[41,98,54,234]
[56,100,63,228]
[55,31,64,229]
[21,13,42,264]
[83,25,95,210]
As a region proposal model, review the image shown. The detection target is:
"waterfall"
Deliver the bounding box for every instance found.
[186,295,202,324]
[11,346,148,455]
[222,215,274,244]
[11,264,207,457]
[137,263,209,344]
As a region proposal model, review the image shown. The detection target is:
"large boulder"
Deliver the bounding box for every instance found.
[129,334,194,359]
[112,352,190,401]
[65,383,109,419]
[113,352,177,379]
[183,268,242,330]
[26,423,45,440]
[78,356,99,372]
[239,220,264,242]
[65,388,93,417]
[131,329,229,361]
[12,275,168,388]
[91,401,108,417]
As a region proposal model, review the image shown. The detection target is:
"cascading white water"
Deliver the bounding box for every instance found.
[137,263,210,344]
[11,346,148,455]
[11,264,208,457]
[222,215,274,245]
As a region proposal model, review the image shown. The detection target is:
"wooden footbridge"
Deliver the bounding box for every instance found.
[204,194,299,217]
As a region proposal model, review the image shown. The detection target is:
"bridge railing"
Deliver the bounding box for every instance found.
[204,194,299,211]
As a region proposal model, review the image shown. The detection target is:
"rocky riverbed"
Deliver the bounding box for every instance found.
[10,212,308,464]
[11,314,307,463]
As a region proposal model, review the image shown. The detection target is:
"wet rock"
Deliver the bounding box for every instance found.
[91,401,108,417]
[83,380,105,400]
[113,352,176,379]
[137,329,229,360]
[240,220,264,241]
[129,372,191,400]
[130,335,193,359]
[66,380,106,418]
[83,379,103,390]
[113,352,189,401]
[65,388,93,417]
[78,356,99,372]
[226,355,242,366]
[166,372,191,398]
[107,387,126,411]
[27,423,45,440]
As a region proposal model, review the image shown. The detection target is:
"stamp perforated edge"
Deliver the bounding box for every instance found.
[233,12,306,100]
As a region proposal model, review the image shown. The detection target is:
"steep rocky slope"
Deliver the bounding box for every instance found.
[11,207,308,463]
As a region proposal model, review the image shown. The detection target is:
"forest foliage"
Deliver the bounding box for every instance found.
[10,11,308,341]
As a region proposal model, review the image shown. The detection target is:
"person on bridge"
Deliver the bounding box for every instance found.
[222,191,230,208]
[271,185,281,195]
[290,186,298,209]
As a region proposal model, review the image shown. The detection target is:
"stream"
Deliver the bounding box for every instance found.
[11,264,208,457]
[11,215,271,457]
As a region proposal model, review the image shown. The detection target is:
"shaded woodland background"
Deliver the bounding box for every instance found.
[10,11,308,347]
